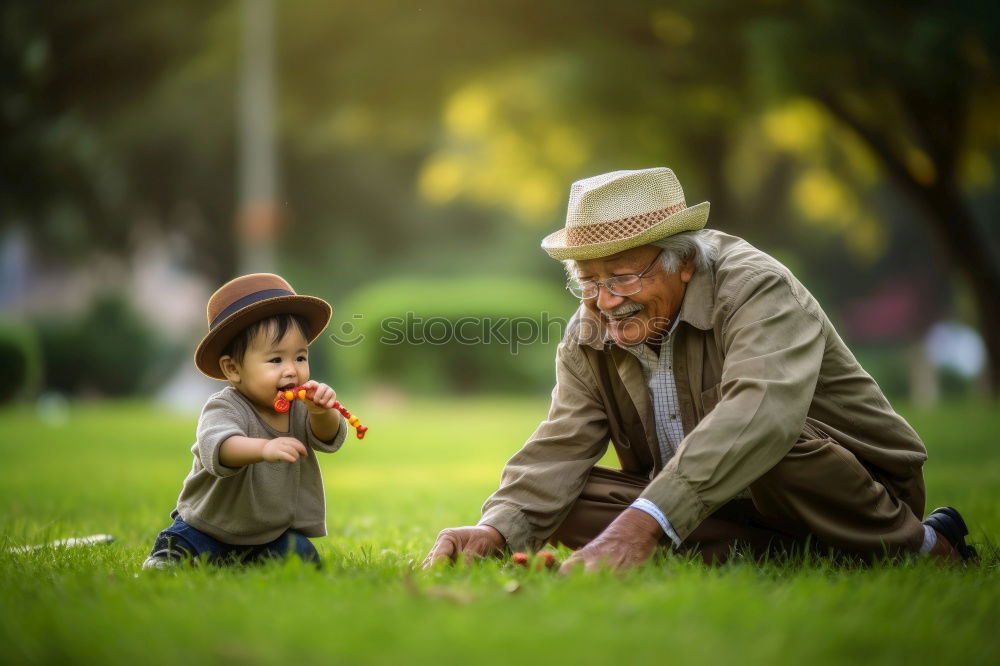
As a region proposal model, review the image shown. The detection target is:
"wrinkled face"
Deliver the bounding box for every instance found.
[220,324,311,413]
[574,245,694,347]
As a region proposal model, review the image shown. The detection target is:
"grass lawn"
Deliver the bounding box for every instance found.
[0,396,997,665]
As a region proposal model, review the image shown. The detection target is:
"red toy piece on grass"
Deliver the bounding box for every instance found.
[511,550,559,570]
[272,386,369,439]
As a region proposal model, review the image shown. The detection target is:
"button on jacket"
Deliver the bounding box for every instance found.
[479,230,927,551]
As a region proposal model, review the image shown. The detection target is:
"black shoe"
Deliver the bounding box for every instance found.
[923,506,978,561]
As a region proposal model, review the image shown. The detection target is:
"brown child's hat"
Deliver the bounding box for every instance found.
[194,273,332,380]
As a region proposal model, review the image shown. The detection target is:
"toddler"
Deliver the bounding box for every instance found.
[143,273,346,568]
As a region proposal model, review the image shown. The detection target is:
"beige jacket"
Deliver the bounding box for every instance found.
[480,230,927,550]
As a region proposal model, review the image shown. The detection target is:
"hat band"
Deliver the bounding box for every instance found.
[565,202,687,247]
[210,288,293,329]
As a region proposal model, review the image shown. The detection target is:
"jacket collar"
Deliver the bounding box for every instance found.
[676,263,715,331]
[570,263,716,350]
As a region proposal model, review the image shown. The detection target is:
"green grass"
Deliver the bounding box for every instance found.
[1,397,998,665]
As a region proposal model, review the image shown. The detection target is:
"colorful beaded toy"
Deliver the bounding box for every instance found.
[272,385,368,439]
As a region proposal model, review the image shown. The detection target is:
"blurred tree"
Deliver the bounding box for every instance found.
[741,0,1000,391]
[0,1,237,279]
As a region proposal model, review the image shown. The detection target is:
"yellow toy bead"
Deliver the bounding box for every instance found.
[298,389,306,400]
[349,416,360,427]
[285,391,294,400]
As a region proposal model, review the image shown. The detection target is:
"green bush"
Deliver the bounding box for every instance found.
[0,319,43,401]
[35,293,180,397]
[326,277,574,395]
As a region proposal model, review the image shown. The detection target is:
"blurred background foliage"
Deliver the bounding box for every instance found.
[1,0,997,402]
[332,277,567,395]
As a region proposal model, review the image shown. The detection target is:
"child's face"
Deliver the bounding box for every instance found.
[225,324,311,412]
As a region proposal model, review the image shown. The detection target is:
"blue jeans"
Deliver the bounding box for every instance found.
[149,511,321,566]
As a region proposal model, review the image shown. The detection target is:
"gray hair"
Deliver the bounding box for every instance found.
[563,229,718,277]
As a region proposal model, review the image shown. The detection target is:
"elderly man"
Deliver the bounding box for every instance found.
[424,167,976,571]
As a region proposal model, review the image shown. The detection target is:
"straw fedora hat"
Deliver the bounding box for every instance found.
[194,273,332,380]
[541,167,710,260]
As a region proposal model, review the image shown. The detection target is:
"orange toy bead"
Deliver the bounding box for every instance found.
[348,416,360,427]
[356,425,368,439]
[273,396,291,413]
[284,390,294,401]
[512,552,529,566]
[297,389,306,400]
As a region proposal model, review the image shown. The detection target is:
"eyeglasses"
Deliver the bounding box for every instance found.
[566,250,664,300]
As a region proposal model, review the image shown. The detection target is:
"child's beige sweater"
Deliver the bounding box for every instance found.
[175,386,347,545]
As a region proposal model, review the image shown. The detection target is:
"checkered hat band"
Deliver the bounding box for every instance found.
[564,202,687,246]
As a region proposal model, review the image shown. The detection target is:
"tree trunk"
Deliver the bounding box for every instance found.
[816,94,1000,396]
[691,130,731,225]
[909,181,1000,395]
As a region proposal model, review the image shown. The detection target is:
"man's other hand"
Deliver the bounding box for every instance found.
[422,526,505,568]
[559,508,662,574]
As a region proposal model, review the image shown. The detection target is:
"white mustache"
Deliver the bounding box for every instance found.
[601,303,644,318]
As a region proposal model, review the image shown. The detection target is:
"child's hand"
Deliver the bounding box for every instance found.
[301,380,337,414]
[261,436,308,463]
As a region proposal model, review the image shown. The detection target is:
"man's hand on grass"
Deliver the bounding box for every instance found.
[559,508,662,574]
[422,525,505,568]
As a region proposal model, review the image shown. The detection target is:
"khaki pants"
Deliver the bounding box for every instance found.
[549,438,927,563]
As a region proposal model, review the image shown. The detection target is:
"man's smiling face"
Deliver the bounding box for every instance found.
[574,244,694,347]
